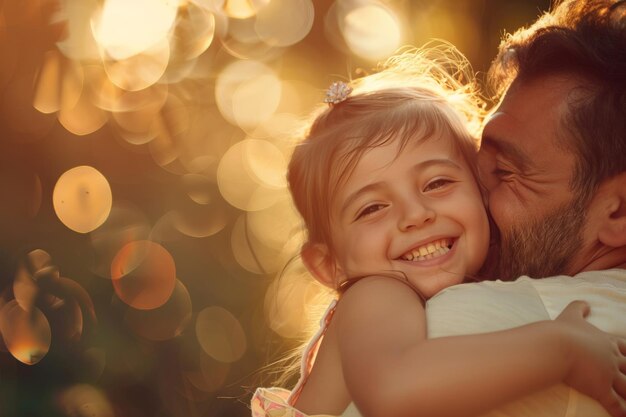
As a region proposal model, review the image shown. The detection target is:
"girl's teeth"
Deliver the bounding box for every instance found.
[401,239,452,262]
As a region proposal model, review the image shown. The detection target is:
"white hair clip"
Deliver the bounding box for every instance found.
[324,81,352,105]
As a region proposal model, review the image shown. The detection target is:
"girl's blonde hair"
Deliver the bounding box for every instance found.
[288,43,487,258]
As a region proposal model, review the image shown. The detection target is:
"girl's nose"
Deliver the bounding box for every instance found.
[397,200,436,231]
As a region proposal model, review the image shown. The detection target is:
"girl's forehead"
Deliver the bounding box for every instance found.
[349,132,460,170]
[332,133,465,196]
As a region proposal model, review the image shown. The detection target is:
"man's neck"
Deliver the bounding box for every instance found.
[576,246,626,274]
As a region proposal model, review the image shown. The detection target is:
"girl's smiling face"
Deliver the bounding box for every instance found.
[327,133,490,299]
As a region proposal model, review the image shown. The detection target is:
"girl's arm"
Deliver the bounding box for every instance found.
[335,276,626,417]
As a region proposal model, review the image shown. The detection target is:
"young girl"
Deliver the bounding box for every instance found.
[251,49,626,417]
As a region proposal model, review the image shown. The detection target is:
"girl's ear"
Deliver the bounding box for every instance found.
[596,172,626,247]
[301,242,342,289]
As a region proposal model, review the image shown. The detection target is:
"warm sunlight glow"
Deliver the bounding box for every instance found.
[92,0,180,60]
[215,60,282,129]
[56,0,101,61]
[102,39,171,91]
[222,0,270,19]
[342,4,402,61]
[254,0,314,47]
[217,140,283,211]
[230,214,284,274]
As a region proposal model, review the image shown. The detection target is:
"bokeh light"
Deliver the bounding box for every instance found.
[56,0,101,61]
[171,199,230,238]
[215,59,282,129]
[90,202,152,279]
[0,0,554,414]
[56,384,115,417]
[217,139,284,211]
[195,306,247,363]
[33,50,64,114]
[231,213,286,274]
[110,240,177,310]
[58,65,110,136]
[0,300,51,365]
[222,0,270,19]
[53,166,113,234]
[170,2,217,60]
[246,194,301,251]
[264,259,333,339]
[124,279,192,341]
[185,354,231,393]
[102,39,171,92]
[243,138,288,188]
[13,263,40,313]
[45,295,84,342]
[341,2,402,61]
[92,0,179,61]
[254,0,314,47]
[110,88,169,145]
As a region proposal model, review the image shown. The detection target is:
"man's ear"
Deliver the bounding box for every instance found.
[596,172,626,247]
[301,242,342,289]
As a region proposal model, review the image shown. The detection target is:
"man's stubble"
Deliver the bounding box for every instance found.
[482,197,587,281]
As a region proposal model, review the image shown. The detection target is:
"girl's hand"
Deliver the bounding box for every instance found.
[556,300,626,417]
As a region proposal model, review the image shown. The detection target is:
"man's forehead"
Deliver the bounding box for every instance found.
[482,74,580,150]
[500,74,581,119]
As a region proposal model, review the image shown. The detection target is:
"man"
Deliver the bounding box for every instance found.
[426,0,626,416]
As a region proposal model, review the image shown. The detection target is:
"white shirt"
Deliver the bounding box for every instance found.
[426,269,626,417]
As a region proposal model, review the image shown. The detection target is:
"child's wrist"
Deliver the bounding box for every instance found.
[526,320,572,383]
[547,320,576,382]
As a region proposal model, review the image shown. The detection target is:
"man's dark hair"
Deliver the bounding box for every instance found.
[488,0,626,200]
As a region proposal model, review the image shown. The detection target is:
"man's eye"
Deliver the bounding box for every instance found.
[492,167,514,178]
[423,179,453,192]
[356,204,386,220]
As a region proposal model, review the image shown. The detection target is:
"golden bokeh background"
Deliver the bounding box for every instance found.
[0,0,549,415]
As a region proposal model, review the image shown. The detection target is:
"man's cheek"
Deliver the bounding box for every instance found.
[487,191,517,233]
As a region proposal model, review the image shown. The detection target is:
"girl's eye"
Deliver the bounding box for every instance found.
[355,203,386,220]
[423,178,453,192]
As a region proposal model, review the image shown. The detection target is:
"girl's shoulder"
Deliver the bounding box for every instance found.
[333,275,427,355]
[335,275,425,319]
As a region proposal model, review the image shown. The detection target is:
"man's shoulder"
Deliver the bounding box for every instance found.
[520,268,626,292]
[452,267,626,290]
[428,267,626,305]
[426,268,626,337]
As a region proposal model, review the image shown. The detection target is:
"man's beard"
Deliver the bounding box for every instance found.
[481,198,587,281]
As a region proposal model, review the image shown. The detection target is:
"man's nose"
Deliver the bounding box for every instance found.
[397,199,436,231]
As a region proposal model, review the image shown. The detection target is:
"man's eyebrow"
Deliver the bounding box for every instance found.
[339,159,462,217]
[481,136,533,171]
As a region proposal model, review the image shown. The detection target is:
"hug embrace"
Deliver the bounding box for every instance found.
[252,1,626,416]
